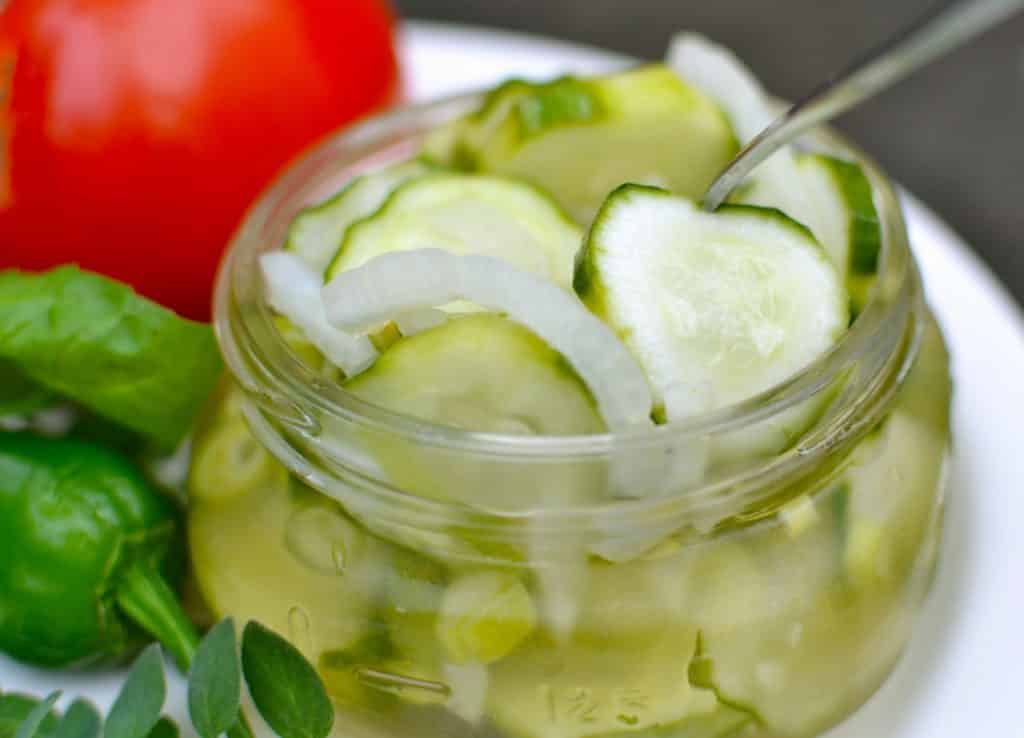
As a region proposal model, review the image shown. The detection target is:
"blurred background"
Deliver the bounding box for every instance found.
[395,0,1024,303]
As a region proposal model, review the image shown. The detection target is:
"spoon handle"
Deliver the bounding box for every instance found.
[702,0,1024,211]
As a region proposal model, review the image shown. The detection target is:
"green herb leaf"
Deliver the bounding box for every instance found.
[241,622,333,738]
[188,619,241,738]
[14,693,60,738]
[0,268,223,449]
[0,360,55,417]
[104,645,166,738]
[54,701,101,738]
[0,695,60,738]
[143,719,176,738]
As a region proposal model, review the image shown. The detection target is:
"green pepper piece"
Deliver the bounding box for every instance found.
[0,432,197,669]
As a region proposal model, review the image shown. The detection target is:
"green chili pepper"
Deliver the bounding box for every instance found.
[0,432,199,669]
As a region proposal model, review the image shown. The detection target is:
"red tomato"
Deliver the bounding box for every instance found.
[0,0,399,320]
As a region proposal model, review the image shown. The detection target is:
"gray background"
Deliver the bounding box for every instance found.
[394,0,1024,304]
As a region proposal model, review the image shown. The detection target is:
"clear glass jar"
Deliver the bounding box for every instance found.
[189,92,951,738]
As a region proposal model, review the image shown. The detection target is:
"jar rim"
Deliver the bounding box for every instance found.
[215,87,922,467]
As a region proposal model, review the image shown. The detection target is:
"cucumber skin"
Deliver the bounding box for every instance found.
[813,157,881,277]
[324,171,580,283]
[514,77,606,141]
[800,154,881,320]
[575,183,826,320]
[432,66,739,224]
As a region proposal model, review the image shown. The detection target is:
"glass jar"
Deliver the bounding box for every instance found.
[189,92,952,738]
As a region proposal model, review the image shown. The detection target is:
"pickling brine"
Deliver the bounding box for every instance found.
[192,32,952,738]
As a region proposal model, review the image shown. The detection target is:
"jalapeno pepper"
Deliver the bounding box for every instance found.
[0,432,198,669]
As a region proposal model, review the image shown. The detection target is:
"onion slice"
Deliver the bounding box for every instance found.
[667,33,822,237]
[322,249,653,428]
[393,309,448,336]
[260,251,377,377]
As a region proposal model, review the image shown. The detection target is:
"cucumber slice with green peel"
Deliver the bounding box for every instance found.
[668,33,882,316]
[326,249,654,429]
[285,159,435,274]
[422,78,534,169]
[437,66,737,223]
[343,314,606,507]
[741,154,882,319]
[325,172,583,290]
[345,314,605,437]
[799,155,881,305]
[667,35,831,255]
[576,185,847,434]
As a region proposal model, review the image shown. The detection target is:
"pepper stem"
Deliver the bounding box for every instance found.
[115,562,256,738]
[115,560,200,670]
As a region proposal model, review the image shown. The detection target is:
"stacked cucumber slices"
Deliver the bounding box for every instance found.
[250,34,901,738]
[262,38,885,484]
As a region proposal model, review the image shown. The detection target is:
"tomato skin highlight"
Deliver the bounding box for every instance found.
[0,0,400,320]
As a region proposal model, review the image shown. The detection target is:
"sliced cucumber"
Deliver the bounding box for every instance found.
[436,66,737,223]
[325,173,582,291]
[285,159,435,274]
[667,34,819,234]
[422,78,534,169]
[344,314,605,507]
[346,314,604,437]
[325,249,654,429]
[669,34,882,317]
[741,155,881,318]
[576,185,847,451]
[841,316,951,589]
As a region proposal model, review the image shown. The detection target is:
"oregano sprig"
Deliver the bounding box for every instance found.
[7,618,336,738]
[240,622,334,738]
[103,645,165,738]
[187,619,243,738]
[14,692,60,738]
[53,701,101,738]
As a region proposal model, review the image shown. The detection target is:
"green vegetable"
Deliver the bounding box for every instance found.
[241,621,334,738]
[53,702,101,738]
[576,185,846,461]
[0,361,54,417]
[0,268,222,449]
[4,616,339,738]
[14,693,60,738]
[325,172,583,291]
[188,619,242,738]
[435,65,738,223]
[103,645,165,738]
[0,433,195,668]
[284,159,436,274]
[143,719,178,738]
[0,696,59,738]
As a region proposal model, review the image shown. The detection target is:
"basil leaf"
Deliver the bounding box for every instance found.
[104,645,166,738]
[0,695,60,738]
[143,719,176,738]
[0,268,222,449]
[241,622,333,738]
[14,693,60,738]
[188,619,241,738]
[0,361,55,417]
[54,701,101,738]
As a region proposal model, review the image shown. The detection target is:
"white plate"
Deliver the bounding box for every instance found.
[4,20,1023,738]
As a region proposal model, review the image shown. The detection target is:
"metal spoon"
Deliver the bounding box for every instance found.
[702,0,1024,211]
